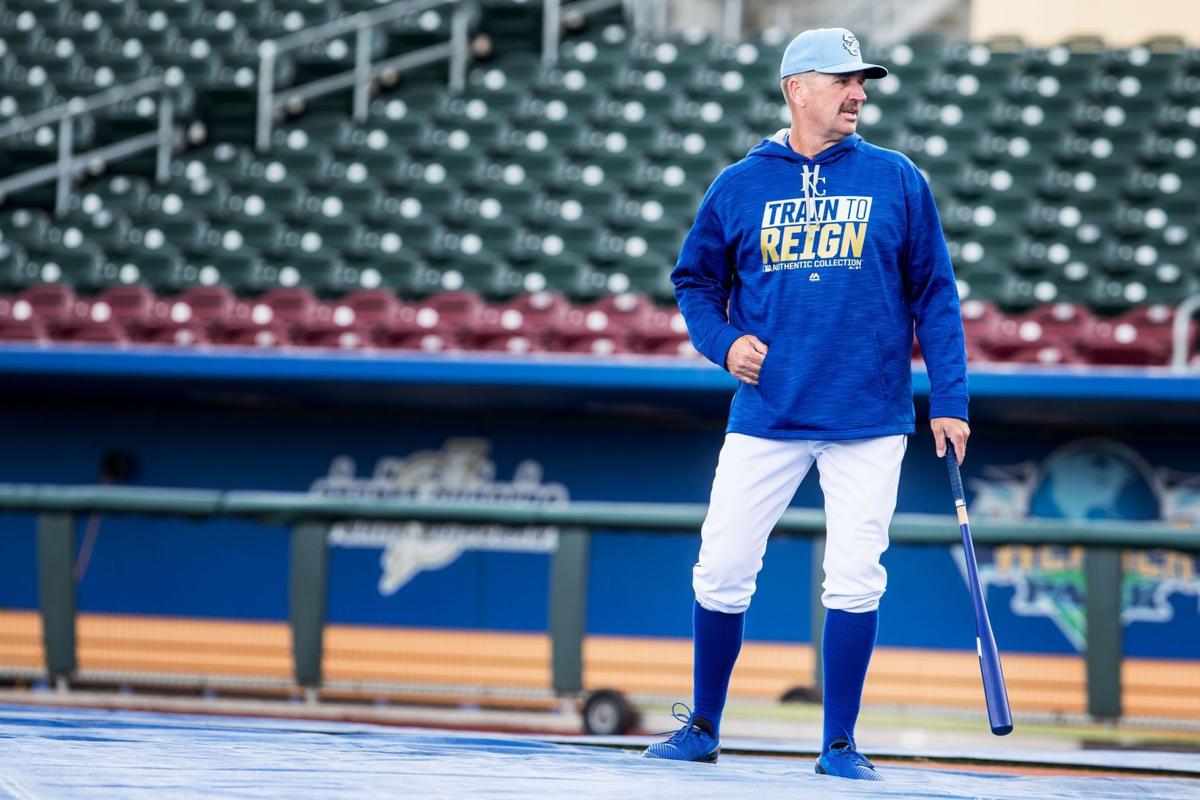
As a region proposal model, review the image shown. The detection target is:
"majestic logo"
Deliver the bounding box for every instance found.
[759,170,873,274]
[314,439,567,594]
[964,438,1200,652]
[809,273,820,281]
[842,33,861,57]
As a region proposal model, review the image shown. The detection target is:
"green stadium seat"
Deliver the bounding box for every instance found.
[424,260,522,298]
[297,219,369,258]
[344,250,436,296]
[108,21,181,53]
[629,155,721,193]
[380,4,457,58]
[324,150,409,187]
[107,247,186,292]
[477,0,543,54]
[176,17,251,54]
[376,182,459,221]
[181,251,269,293]
[0,239,32,291]
[27,243,108,293]
[131,211,212,254]
[42,18,112,54]
[54,210,135,250]
[145,178,231,218]
[524,89,602,127]
[234,183,310,218]
[516,261,606,299]
[0,83,57,120]
[259,147,334,181]
[0,209,54,249]
[448,184,537,226]
[422,118,505,152]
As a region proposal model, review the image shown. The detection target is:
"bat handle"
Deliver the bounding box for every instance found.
[944,438,965,504]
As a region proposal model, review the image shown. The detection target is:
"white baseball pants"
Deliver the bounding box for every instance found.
[693,432,907,615]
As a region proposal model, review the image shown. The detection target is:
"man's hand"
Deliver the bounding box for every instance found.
[932,417,970,465]
[726,334,768,385]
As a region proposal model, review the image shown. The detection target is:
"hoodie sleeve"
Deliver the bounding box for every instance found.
[900,160,969,421]
[671,177,746,370]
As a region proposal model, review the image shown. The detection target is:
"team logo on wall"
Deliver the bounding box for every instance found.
[759,167,872,276]
[964,439,1200,651]
[312,439,567,595]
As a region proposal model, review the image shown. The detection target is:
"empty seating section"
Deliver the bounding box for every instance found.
[0,3,1197,363]
[865,33,1200,365]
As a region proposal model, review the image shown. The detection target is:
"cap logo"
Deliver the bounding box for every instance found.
[842,33,860,57]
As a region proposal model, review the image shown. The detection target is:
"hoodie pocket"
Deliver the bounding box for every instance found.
[757,329,889,431]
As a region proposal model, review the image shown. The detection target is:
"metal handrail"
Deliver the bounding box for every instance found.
[255,0,469,151]
[0,77,175,215]
[1171,294,1200,370]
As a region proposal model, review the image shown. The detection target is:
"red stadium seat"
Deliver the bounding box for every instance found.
[582,293,656,333]
[258,288,320,328]
[292,326,373,350]
[209,324,291,349]
[627,306,690,354]
[17,283,85,324]
[420,291,489,338]
[201,289,292,348]
[1003,343,1088,365]
[959,299,1001,348]
[472,333,546,354]
[553,332,630,356]
[174,286,239,327]
[52,319,130,345]
[340,290,405,329]
[91,285,167,334]
[1079,305,1185,366]
[0,316,49,342]
[980,303,1093,360]
[137,325,209,347]
[493,291,572,338]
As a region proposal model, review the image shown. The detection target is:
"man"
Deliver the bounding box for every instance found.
[642,27,970,782]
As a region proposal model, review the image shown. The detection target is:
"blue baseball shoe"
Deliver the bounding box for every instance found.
[816,741,884,781]
[642,703,720,763]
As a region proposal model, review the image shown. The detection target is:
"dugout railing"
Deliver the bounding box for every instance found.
[3,484,1199,721]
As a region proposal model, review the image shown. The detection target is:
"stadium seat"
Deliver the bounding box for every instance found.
[1079,304,1185,365]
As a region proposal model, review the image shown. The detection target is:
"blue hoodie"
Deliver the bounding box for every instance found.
[672,131,968,440]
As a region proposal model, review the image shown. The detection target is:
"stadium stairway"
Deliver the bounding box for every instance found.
[0,2,1198,364]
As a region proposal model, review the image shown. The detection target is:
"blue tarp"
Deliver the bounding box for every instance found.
[0,705,1197,799]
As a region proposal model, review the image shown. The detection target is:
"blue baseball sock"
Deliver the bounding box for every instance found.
[691,600,744,739]
[821,607,879,752]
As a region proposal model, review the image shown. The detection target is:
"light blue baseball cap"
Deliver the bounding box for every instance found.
[779,27,887,80]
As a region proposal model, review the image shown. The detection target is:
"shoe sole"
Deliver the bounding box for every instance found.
[643,748,719,763]
[816,760,884,781]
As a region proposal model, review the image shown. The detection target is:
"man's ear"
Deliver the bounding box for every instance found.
[782,76,804,109]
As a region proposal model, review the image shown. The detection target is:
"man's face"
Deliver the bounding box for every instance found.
[794,71,869,138]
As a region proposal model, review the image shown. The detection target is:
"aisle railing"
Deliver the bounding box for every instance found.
[0,77,175,215]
